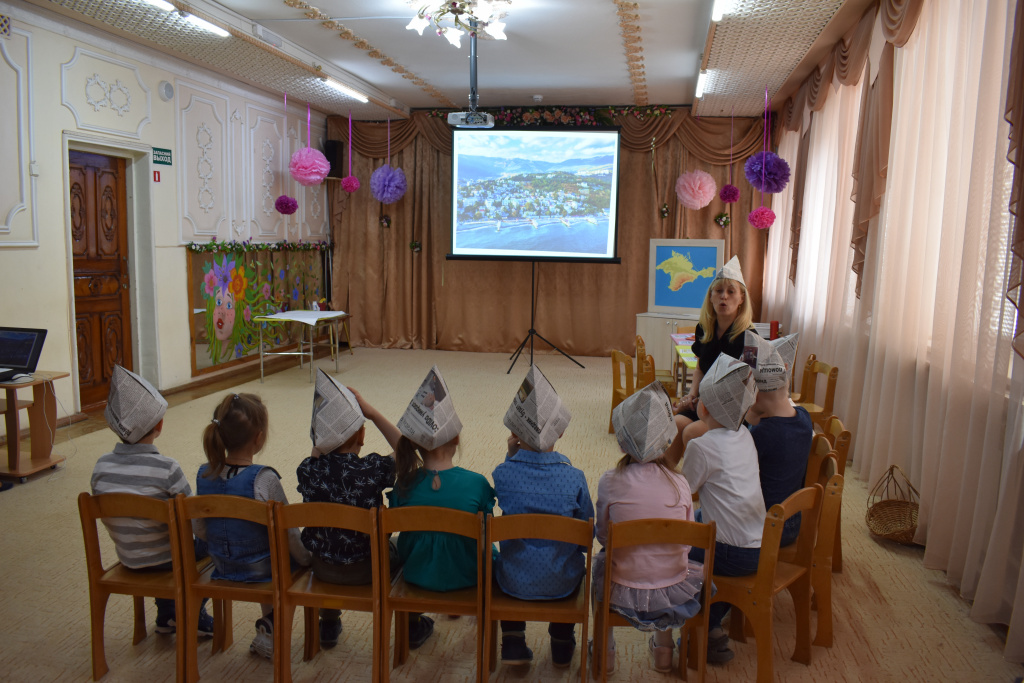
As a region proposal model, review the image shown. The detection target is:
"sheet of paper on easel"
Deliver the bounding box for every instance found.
[255,310,347,326]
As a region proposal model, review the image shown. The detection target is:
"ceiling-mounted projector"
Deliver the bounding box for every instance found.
[447,111,494,128]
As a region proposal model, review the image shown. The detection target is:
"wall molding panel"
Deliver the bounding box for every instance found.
[60,47,152,139]
[0,27,38,247]
[177,81,229,242]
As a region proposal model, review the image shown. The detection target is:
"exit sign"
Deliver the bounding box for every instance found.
[152,148,172,165]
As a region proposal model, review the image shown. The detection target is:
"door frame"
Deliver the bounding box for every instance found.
[62,130,160,413]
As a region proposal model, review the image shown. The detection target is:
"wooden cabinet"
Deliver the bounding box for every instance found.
[636,312,697,374]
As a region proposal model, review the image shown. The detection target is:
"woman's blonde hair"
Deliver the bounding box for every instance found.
[698,277,753,343]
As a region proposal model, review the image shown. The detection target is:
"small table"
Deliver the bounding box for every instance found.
[253,310,353,382]
[0,371,70,482]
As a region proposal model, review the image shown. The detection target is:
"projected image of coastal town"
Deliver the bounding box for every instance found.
[451,130,619,258]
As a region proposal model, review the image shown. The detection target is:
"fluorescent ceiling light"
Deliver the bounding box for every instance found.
[695,71,708,98]
[184,13,230,37]
[325,79,369,103]
[711,0,733,22]
[141,0,175,10]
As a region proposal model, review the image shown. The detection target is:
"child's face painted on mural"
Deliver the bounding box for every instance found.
[213,288,236,341]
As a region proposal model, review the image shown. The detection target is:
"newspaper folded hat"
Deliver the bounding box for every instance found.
[397,365,463,450]
[612,381,676,463]
[503,365,572,452]
[713,255,746,288]
[742,330,790,392]
[772,332,800,372]
[105,365,168,444]
[699,354,757,430]
[310,368,365,453]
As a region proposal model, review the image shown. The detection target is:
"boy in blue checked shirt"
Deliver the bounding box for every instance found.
[492,365,594,669]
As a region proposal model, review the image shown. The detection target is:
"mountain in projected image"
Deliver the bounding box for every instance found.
[457,154,616,182]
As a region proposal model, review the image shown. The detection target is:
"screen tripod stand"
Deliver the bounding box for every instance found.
[507,261,585,374]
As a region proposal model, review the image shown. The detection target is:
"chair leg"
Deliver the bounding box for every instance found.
[812,566,834,648]
[89,591,111,681]
[303,607,319,661]
[728,607,749,643]
[277,603,295,683]
[185,594,201,683]
[483,618,496,674]
[131,596,148,645]
[381,607,393,683]
[751,608,775,683]
[212,599,233,653]
[833,520,843,573]
[395,612,409,666]
[790,576,812,665]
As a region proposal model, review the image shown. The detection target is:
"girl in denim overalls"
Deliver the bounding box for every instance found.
[194,393,311,659]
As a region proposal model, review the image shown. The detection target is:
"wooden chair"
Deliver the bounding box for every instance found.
[272,502,382,683]
[790,354,816,402]
[79,492,188,682]
[609,350,634,433]
[804,434,836,488]
[781,459,844,647]
[793,360,839,429]
[822,416,851,571]
[595,519,717,683]
[636,335,677,399]
[176,494,287,683]
[380,507,486,683]
[675,325,696,395]
[482,514,595,681]
[706,485,822,683]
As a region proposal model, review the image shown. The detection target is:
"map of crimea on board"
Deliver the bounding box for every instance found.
[653,246,718,310]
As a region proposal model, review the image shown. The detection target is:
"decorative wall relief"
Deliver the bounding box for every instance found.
[178,83,228,240]
[246,105,285,239]
[300,130,329,240]
[61,47,150,138]
[0,26,37,246]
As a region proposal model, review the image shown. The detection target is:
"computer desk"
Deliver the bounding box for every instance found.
[0,371,69,483]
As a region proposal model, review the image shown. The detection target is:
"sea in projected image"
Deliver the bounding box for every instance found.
[455,216,610,253]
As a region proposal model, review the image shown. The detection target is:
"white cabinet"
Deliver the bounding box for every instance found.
[636,312,698,374]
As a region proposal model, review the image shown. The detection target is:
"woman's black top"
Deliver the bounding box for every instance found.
[691,321,751,375]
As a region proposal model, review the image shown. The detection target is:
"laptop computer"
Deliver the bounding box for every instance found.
[0,327,47,382]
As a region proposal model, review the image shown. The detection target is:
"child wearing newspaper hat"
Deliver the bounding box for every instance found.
[296,369,433,650]
[595,382,702,674]
[194,392,311,660]
[492,366,594,669]
[673,255,756,444]
[387,366,496,593]
[682,354,764,663]
[91,365,214,637]
[743,331,811,547]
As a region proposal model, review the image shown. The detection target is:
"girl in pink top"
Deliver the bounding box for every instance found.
[595,383,706,673]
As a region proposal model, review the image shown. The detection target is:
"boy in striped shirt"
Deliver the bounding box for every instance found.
[90,365,212,636]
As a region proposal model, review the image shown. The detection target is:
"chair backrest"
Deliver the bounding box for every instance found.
[379,506,485,590]
[636,354,656,389]
[272,501,378,584]
[611,349,634,398]
[824,416,852,475]
[805,434,836,488]
[79,491,181,584]
[635,335,647,368]
[800,360,837,408]
[175,494,274,582]
[814,472,844,566]
[751,485,822,597]
[792,353,816,400]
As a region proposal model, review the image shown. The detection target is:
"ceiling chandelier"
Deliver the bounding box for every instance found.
[405,1,510,48]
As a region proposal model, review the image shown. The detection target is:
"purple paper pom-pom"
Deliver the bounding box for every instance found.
[274,195,298,215]
[748,206,776,230]
[289,147,331,187]
[719,184,740,203]
[675,170,717,210]
[744,152,791,194]
[341,175,360,193]
[370,164,408,205]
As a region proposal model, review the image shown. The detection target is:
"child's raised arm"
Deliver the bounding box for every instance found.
[350,387,401,452]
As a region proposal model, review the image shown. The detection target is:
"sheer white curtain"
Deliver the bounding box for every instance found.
[763,0,1024,661]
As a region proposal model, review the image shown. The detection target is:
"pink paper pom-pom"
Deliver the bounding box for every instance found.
[274,195,298,215]
[719,184,740,203]
[289,147,331,187]
[675,170,717,210]
[341,175,360,193]
[748,206,776,230]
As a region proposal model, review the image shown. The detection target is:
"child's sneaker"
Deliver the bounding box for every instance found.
[155,605,214,638]
[649,635,673,673]
[408,615,434,650]
[706,627,734,664]
[550,635,576,668]
[501,635,533,665]
[319,616,342,649]
[197,607,215,638]
[249,614,274,659]
[587,640,615,674]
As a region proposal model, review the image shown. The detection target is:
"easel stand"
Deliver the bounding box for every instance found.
[507,262,585,374]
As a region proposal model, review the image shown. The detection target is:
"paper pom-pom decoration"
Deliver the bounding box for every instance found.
[274,195,298,215]
[370,164,408,204]
[748,206,776,230]
[341,176,360,193]
[675,170,717,210]
[744,152,791,194]
[719,184,740,203]
[289,147,330,187]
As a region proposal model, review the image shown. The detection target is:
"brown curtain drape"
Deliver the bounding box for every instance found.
[1006,0,1024,357]
[880,0,926,47]
[327,109,770,356]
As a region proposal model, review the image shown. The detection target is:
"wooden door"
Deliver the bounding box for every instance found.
[69,150,132,411]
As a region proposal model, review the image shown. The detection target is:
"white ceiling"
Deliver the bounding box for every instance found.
[24,0,858,119]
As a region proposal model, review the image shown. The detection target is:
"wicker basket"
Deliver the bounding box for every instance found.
[865,465,919,545]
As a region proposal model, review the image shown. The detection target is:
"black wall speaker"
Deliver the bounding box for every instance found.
[324,140,345,179]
